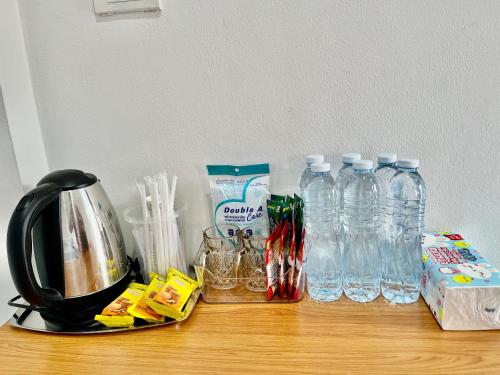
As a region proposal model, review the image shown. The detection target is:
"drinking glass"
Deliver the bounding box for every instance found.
[201,224,240,290]
[239,225,270,291]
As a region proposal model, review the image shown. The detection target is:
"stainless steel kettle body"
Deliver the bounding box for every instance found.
[57,180,128,297]
[7,169,130,325]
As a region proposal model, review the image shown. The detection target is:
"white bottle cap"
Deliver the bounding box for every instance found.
[342,152,362,164]
[377,153,397,164]
[306,154,324,164]
[311,162,331,173]
[352,160,373,170]
[398,158,419,168]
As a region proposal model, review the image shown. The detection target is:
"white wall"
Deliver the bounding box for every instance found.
[0,91,23,322]
[0,0,47,322]
[0,0,48,190]
[17,0,500,271]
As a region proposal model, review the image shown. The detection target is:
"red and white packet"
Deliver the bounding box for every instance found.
[278,221,290,298]
[265,223,282,300]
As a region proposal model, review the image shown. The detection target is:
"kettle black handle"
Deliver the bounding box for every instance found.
[7,183,64,308]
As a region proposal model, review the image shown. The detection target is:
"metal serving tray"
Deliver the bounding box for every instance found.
[8,289,200,335]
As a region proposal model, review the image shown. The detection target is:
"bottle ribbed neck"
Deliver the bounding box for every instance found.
[378,162,396,167]
[353,169,372,174]
[398,167,417,172]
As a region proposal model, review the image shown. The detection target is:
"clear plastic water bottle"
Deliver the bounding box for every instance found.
[335,153,362,253]
[343,160,382,302]
[382,159,426,304]
[375,153,398,200]
[300,154,324,195]
[336,152,362,206]
[304,162,342,302]
[375,153,398,233]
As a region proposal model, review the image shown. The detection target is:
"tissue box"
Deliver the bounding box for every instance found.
[421,232,500,330]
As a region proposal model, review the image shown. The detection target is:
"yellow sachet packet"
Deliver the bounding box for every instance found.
[167,267,198,287]
[127,275,166,323]
[146,267,198,320]
[182,289,200,319]
[95,314,134,328]
[101,283,147,316]
[149,271,160,280]
[193,265,204,288]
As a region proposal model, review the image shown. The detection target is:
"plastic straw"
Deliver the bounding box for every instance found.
[158,173,171,274]
[145,177,162,274]
[154,179,166,275]
[169,175,177,211]
[136,182,151,279]
[170,176,180,270]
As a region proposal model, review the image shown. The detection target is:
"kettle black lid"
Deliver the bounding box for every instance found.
[38,169,98,191]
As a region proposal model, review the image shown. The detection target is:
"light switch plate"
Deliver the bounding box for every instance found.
[93,0,161,16]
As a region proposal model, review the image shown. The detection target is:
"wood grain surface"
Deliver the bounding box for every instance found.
[0,296,499,375]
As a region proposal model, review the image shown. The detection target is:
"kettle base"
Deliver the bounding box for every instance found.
[39,307,104,329]
[37,265,132,328]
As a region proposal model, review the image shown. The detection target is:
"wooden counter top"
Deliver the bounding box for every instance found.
[0,296,499,374]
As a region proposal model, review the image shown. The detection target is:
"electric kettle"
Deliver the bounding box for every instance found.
[7,169,130,326]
